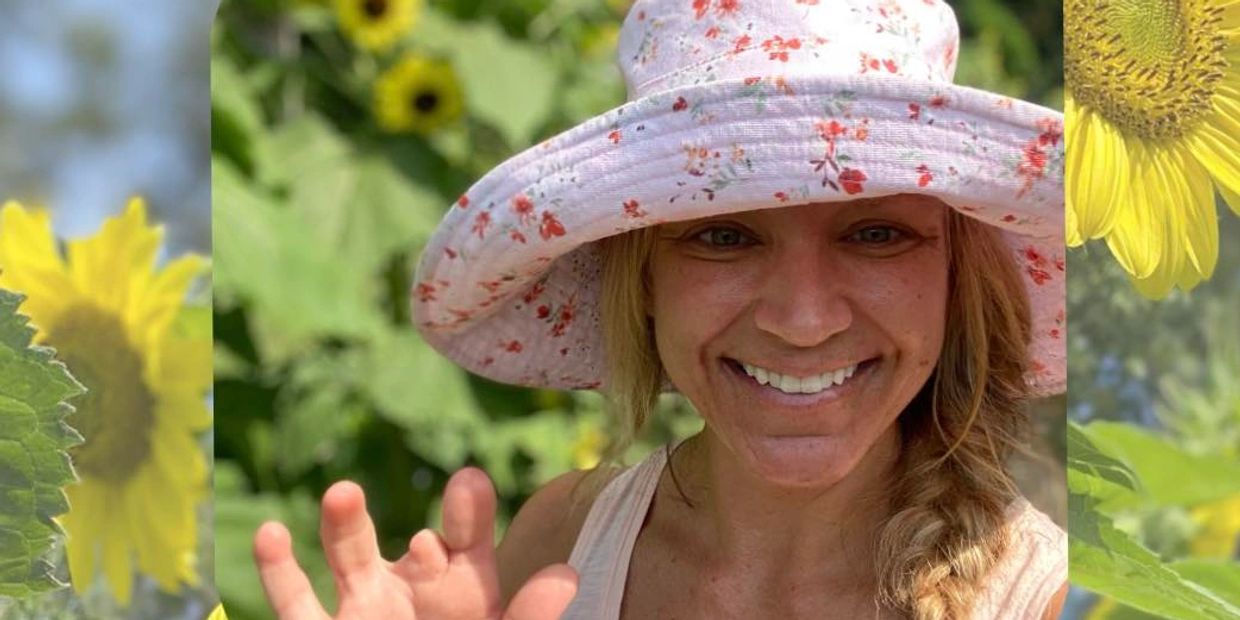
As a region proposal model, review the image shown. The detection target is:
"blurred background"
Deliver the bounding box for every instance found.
[209,0,1067,617]
[0,0,215,619]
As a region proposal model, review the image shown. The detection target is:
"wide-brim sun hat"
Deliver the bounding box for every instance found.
[411,0,1066,397]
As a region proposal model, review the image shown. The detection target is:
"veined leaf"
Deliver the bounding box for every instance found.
[0,290,85,599]
[1070,494,1240,619]
[1068,421,1140,495]
[1081,422,1240,510]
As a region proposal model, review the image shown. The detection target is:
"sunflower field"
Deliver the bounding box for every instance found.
[208,0,1067,617]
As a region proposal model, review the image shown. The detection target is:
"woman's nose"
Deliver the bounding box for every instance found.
[751,247,852,348]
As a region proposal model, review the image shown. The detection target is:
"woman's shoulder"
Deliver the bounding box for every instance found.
[974,498,1068,619]
[496,465,625,605]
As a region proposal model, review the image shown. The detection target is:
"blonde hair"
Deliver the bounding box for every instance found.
[594,205,1033,619]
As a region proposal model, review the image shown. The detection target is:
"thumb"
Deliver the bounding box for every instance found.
[501,564,578,620]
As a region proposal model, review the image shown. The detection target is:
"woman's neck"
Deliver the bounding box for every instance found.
[667,424,901,581]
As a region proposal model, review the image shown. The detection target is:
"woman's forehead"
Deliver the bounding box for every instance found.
[664,194,948,228]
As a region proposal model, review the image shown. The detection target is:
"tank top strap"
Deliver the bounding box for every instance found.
[562,446,669,620]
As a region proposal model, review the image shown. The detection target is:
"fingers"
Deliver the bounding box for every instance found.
[503,564,579,620]
[254,521,329,620]
[320,480,384,588]
[441,467,498,552]
[391,528,450,584]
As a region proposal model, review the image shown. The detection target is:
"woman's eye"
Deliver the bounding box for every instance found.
[849,226,905,245]
[694,226,753,248]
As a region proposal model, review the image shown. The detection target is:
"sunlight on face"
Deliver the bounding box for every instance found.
[648,194,950,487]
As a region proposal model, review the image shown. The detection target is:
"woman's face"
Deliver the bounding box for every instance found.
[649,195,950,488]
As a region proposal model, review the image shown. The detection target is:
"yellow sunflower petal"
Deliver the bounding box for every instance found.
[1105,141,1164,280]
[67,198,162,314]
[62,481,106,595]
[129,254,206,349]
[0,203,78,331]
[1167,144,1219,280]
[1125,148,1183,298]
[1067,95,1130,240]
[1187,95,1240,200]
[101,492,135,605]
[1066,194,1083,246]
[1218,178,1240,216]
[129,465,196,591]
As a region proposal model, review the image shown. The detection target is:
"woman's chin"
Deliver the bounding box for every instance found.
[741,435,861,489]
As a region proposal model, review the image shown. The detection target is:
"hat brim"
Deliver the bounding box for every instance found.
[413,73,1065,397]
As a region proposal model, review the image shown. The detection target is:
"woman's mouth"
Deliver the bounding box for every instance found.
[722,357,878,402]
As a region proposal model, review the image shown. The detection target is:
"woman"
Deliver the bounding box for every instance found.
[255,0,1067,618]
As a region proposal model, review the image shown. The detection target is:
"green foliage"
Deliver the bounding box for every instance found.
[0,290,84,600]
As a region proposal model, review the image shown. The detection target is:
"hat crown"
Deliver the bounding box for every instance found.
[618,0,960,100]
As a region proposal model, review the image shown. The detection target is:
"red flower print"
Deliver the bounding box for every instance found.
[929,95,947,108]
[472,211,491,239]
[716,0,740,17]
[415,282,436,302]
[673,96,689,111]
[908,102,921,120]
[705,25,720,39]
[482,356,495,366]
[1016,141,1048,197]
[761,36,800,62]
[882,58,898,73]
[1027,267,1051,285]
[480,280,502,293]
[839,168,867,194]
[559,348,570,356]
[537,305,551,319]
[774,191,790,202]
[456,194,470,209]
[1002,214,1017,223]
[1036,117,1063,147]
[693,0,710,19]
[916,164,932,187]
[509,229,527,244]
[1055,255,1065,272]
[444,247,458,259]
[523,280,546,304]
[816,119,846,140]
[512,194,535,225]
[860,53,881,72]
[623,199,647,218]
[540,211,566,240]
[733,34,752,53]
[743,76,761,86]
[608,130,622,144]
[504,340,523,353]
[854,125,869,141]
[1024,246,1046,266]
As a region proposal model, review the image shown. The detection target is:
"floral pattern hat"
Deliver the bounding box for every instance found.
[412,0,1065,397]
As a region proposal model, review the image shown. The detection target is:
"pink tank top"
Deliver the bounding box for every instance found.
[564,446,1067,619]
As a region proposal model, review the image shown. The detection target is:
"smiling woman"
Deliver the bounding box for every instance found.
[251,0,1066,618]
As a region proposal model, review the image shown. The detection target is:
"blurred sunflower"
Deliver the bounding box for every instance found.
[335,0,420,52]
[207,603,229,620]
[1065,0,1240,298]
[1189,493,1240,558]
[0,199,211,605]
[374,54,465,134]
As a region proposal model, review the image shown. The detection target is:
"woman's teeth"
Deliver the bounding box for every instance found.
[740,361,859,395]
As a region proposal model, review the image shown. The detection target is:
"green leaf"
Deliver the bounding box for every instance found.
[1082,422,1240,510]
[414,10,558,148]
[1070,495,1240,619]
[1171,560,1240,609]
[1067,421,1139,502]
[211,53,266,174]
[0,289,85,600]
[212,155,385,364]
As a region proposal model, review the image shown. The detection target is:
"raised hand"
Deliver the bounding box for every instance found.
[254,468,579,620]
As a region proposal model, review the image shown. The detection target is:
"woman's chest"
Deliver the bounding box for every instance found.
[617,530,902,620]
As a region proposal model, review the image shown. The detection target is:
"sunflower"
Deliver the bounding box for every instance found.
[1065,0,1240,298]
[0,198,211,605]
[1189,493,1240,558]
[207,603,229,620]
[374,54,465,134]
[335,0,420,52]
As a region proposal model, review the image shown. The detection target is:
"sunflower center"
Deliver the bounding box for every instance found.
[1065,0,1228,140]
[363,0,388,18]
[412,91,439,113]
[47,305,155,484]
